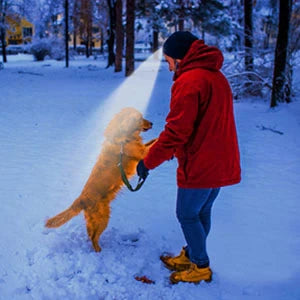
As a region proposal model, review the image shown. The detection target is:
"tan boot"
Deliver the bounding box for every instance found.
[170,263,212,284]
[160,248,192,271]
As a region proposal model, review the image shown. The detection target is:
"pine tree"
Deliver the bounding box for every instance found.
[260,0,278,49]
[136,0,166,52]
[160,0,189,32]
[191,0,231,40]
[227,0,243,51]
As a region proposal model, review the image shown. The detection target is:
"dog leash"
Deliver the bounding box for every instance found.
[118,143,146,192]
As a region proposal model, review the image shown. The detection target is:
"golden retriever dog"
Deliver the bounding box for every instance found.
[45,107,156,252]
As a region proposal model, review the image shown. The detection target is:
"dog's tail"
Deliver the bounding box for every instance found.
[45,198,83,228]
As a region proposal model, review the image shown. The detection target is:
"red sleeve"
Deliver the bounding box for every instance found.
[144,80,199,170]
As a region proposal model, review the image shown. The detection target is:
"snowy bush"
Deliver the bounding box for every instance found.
[30,37,66,61]
[69,48,77,59]
[30,39,51,61]
[223,50,273,99]
[49,37,65,61]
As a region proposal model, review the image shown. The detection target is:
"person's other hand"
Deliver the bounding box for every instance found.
[137,160,149,180]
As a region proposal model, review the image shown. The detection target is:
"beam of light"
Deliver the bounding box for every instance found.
[80,48,163,167]
[96,48,163,129]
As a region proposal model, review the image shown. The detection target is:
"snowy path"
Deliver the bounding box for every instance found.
[0,56,299,299]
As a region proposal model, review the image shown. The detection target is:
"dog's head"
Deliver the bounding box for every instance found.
[104,107,153,142]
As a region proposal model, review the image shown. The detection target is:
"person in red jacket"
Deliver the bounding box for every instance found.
[137,31,241,284]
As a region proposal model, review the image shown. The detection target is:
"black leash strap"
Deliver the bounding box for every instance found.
[118,143,146,192]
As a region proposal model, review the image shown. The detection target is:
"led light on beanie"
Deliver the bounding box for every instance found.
[163,31,198,59]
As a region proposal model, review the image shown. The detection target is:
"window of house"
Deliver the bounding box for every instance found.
[22,27,33,37]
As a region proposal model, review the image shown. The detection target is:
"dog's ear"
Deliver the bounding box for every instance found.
[104,116,121,139]
[121,115,143,132]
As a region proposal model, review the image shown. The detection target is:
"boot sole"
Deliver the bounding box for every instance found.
[170,273,212,284]
[170,274,212,285]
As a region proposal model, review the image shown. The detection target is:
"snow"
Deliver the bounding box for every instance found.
[0,54,300,300]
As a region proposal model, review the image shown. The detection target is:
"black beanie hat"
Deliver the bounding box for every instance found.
[163,31,198,59]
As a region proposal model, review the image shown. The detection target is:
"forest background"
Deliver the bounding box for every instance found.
[0,0,299,107]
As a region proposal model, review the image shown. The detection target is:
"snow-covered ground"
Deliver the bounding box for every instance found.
[0,54,300,300]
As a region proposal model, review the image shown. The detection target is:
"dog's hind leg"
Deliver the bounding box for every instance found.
[84,202,110,252]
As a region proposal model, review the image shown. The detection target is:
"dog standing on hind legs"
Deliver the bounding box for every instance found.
[45,107,156,252]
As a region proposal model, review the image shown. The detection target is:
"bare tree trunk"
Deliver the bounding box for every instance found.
[80,0,93,58]
[85,25,92,58]
[85,42,89,57]
[115,0,123,72]
[152,30,158,53]
[106,0,116,68]
[100,27,104,53]
[284,4,300,103]
[285,57,292,103]
[73,31,77,49]
[271,0,292,107]
[178,0,184,31]
[244,0,253,72]
[65,0,69,68]
[0,0,7,63]
[125,0,134,77]
[0,27,7,63]
[73,0,80,50]
[89,30,93,56]
[178,19,184,31]
[87,2,92,58]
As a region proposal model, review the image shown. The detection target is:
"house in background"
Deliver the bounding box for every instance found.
[6,15,34,45]
[69,25,102,49]
[50,13,102,49]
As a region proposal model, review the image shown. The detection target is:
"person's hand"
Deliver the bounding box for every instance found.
[137,160,149,180]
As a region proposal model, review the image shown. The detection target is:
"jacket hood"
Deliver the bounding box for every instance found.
[174,40,224,80]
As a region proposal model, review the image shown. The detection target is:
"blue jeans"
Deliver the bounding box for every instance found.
[176,187,220,268]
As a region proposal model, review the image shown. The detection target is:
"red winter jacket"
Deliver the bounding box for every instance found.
[143,40,241,188]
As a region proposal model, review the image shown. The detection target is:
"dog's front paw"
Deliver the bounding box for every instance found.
[145,138,158,147]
